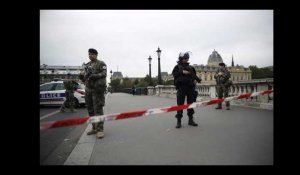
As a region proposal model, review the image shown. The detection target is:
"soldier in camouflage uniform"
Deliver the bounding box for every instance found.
[79,48,107,139]
[214,62,231,110]
[60,73,77,112]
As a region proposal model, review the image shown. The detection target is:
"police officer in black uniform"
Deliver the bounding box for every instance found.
[172,52,201,128]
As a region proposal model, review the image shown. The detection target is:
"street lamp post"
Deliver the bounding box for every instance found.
[156,47,162,85]
[148,55,152,78]
[148,55,152,85]
[110,70,113,82]
[109,70,113,93]
[42,64,47,83]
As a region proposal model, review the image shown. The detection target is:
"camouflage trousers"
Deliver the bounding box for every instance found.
[216,84,230,107]
[85,90,105,132]
[61,90,75,109]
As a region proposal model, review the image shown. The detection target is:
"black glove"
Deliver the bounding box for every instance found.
[79,73,84,80]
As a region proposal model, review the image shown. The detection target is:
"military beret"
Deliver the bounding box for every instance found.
[88,48,98,55]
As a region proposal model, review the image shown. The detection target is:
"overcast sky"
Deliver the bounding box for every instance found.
[40,10,273,79]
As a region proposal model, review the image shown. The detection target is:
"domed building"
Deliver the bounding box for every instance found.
[193,49,252,85]
[207,49,223,66]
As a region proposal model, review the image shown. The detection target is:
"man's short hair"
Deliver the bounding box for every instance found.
[88,48,98,55]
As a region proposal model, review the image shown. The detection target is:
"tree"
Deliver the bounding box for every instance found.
[122,77,134,88]
[137,80,148,87]
[249,65,273,79]
[152,78,158,86]
[165,79,174,85]
[143,75,155,86]
[110,78,122,92]
[134,79,139,86]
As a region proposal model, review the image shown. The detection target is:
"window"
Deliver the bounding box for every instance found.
[40,83,54,91]
[53,83,65,90]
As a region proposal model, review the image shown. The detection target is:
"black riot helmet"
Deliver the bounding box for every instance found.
[178,51,192,62]
[178,52,184,61]
[183,52,190,59]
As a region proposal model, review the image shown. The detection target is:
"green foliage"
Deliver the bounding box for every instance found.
[110,74,162,92]
[122,77,134,88]
[110,78,122,92]
[249,65,273,79]
[137,80,148,87]
[164,79,174,85]
[134,79,139,85]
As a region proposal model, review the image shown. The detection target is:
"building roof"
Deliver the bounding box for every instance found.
[161,72,168,77]
[207,49,223,66]
[112,72,123,77]
[40,65,82,70]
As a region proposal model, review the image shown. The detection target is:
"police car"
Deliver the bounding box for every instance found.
[40,80,86,107]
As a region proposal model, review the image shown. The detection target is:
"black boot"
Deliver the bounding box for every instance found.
[225,101,230,110]
[176,118,181,128]
[188,116,198,126]
[215,103,222,109]
[87,123,97,135]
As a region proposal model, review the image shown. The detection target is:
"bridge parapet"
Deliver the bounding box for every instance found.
[147,78,273,110]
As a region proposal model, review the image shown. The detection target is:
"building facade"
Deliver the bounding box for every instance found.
[40,65,83,84]
[111,71,123,80]
[193,50,251,85]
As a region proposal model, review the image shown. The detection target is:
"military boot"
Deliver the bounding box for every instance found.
[215,103,222,109]
[96,131,105,139]
[225,101,230,110]
[87,124,97,135]
[188,116,198,126]
[176,118,181,129]
[70,108,77,112]
[60,106,66,113]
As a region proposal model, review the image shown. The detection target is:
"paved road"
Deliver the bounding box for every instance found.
[40,106,88,165]
[40,106,60,117]
[65,93,273,165]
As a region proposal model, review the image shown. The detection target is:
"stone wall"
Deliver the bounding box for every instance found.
[147,78,273,110]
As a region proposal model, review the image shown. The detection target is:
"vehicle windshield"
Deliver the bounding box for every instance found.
[40,83,54,91]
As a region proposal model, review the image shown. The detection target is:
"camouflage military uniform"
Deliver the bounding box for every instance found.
[214,66,231,109]
[60,79,76,112]
[79,59,107,134]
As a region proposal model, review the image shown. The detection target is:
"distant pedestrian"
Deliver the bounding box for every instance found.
[132,86,136,96]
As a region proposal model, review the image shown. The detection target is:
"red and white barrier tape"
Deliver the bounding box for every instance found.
[40,89,273,130]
